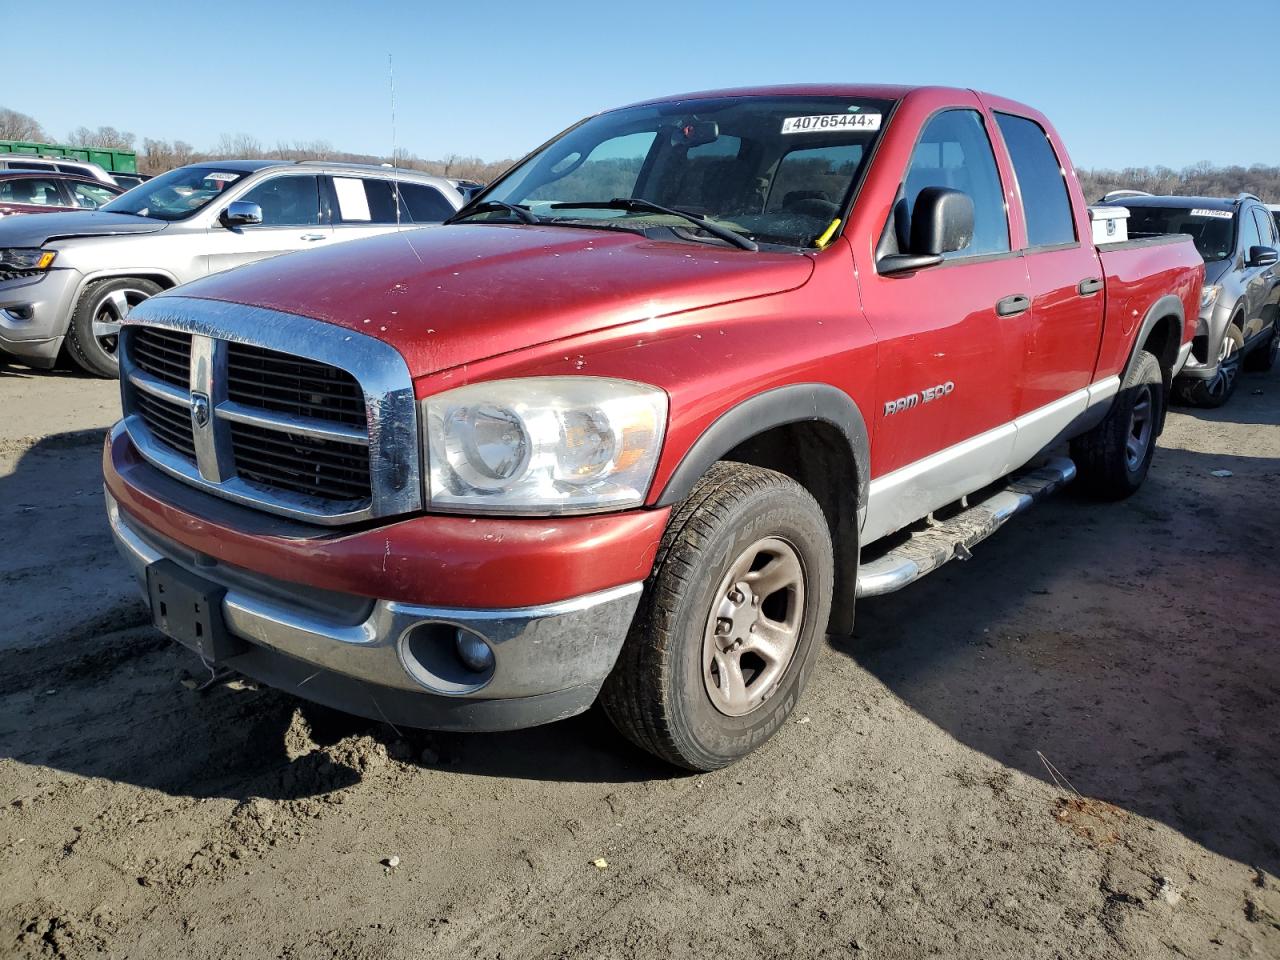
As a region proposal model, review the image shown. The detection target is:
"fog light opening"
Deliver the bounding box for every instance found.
[455,628,495,673]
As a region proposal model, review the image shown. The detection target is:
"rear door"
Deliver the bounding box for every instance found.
[327,175,405,244]
[204,173,330,275]
[993,110,1104,449]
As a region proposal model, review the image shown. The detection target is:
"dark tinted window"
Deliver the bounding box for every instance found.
[1251,207,1276,247]
[996,113,1076,247]
[1240,205,1263,253]
[904,109,1009,258]
[1123,206,1234,262]
[240,175,322,226]
[332,176,400,224]
[398,182,454,222]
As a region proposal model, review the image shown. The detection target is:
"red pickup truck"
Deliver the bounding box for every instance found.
[104,85,1202,770]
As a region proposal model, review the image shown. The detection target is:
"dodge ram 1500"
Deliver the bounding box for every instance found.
[103,85,1203,770]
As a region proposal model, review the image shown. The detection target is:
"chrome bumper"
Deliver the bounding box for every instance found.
[106,491,642,726]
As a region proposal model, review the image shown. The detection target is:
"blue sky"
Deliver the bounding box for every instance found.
[6,0,1277,170]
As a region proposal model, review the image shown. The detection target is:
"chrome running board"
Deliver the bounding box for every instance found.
[856,457,1077,598]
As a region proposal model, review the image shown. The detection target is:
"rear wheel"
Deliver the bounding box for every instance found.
[66,277,161,378]
[1176,322,1244,408]
[600,462,834,771]
[1071,349,1163,500]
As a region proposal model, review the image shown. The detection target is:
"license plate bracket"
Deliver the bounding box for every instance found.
[145,560,246,661]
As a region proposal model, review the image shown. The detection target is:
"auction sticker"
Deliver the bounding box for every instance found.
[1190,208,1232,219]
[204,172,242,183]
[782,113,881,134]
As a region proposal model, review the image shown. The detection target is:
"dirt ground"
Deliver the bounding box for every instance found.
[1,356,1277,960]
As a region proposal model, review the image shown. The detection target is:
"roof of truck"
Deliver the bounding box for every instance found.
[625,83,920,108]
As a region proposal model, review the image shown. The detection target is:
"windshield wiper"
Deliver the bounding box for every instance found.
[548,198,758,251]
[448,200,540,225]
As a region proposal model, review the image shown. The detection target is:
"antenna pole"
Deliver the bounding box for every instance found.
[389,53,401,229]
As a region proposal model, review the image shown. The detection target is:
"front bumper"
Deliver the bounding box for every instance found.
[107,490,643,731]
[0,268,81,366]
[1176,305,1227,381]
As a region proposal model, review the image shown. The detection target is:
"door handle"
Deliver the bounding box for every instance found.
[1077,277,1104,296]
[300,233,327,241]
[996,294,1031,317]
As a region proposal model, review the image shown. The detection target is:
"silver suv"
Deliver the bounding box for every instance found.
[1103,192,1280,407]
[0,160,464,376]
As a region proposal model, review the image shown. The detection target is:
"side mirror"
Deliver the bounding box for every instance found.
[220,200,262,227]
[879,187,975,274]
[1247,245,1279,268]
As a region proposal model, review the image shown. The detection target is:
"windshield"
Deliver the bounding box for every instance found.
[1123,205,1235,262]
[473,95,895,249]
[102,165,250,221]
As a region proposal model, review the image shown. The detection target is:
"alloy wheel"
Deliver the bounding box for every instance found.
[1125,384,1154,472]
[91,287,151,357]
[702,537,806,717]
[1205,331,1241,401]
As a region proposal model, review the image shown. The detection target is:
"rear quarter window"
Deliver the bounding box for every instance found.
[995,112,1076,247]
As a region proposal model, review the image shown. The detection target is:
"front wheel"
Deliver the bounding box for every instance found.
[1176,323,1244,408]
[600,462,834,771]
[66,277,162,378]
[1071,349,1164,500]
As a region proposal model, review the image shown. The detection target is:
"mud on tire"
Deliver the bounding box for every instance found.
[600,462,834,771]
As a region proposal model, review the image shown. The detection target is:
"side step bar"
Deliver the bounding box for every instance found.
[856,458,1077,598]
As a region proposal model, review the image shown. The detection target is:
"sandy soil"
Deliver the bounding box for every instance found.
[1,354,1277,960]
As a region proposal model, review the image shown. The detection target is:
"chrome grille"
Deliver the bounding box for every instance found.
[226,342,367,427]
[117,298,432,525]
[229,420,371,502]
[130,326,193,388]
[134,389,196,458]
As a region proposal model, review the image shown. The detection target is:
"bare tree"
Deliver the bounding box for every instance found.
[0,107,47,142]
[67,125,136,149]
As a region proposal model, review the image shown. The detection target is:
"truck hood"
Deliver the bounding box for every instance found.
[173,224,815,376]
[0,211,167,247]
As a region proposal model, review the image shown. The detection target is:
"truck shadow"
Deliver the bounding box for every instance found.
[835,437,1280,876]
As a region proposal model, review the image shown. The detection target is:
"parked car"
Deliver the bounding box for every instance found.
[1101,193,1280,406]
[0,160,464,376]
[0,155,118,186]
[447,178,486,203]
[0,171,122,217]
[1267,203,1280,236]
[104,84,1202,770]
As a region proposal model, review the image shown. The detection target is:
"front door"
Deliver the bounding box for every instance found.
[205,173,331,276]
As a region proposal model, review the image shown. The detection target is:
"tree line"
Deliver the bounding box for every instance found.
[4,105,1279,197]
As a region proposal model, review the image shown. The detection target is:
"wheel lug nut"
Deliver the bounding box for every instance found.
[752,596,759,606]
[749,624,757,634]
[729,589,744,604]
[715,618,732,636]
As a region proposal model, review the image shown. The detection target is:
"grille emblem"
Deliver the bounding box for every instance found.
[190,391,211,429]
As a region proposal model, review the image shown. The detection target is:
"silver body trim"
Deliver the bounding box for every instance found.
[107,490,642,701]
[863,377,1119,545]
[120,295,423,525]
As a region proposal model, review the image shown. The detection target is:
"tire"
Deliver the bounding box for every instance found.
[1070,349,1163,501]
[66,277,162,378]
[1244,318,1278,373]
[600,462,834,771]
[1175,322,1244,408]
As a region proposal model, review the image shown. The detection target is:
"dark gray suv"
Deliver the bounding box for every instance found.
[1103,193,1280,406]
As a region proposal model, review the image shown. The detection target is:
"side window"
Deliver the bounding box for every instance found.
[1251,207,1276,247]
[238,175,322,226]
[903,110,1009,258]
[71,181,118,209]
[1239,207,1262,254]
[0,177,65,206]
[398,182,454,223]
[995,112,1076,247]
[332,177,400,224]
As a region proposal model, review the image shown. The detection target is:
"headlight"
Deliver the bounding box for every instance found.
[424,377,668,514]
[0,249,56,271]
[1200,285,1220,311]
